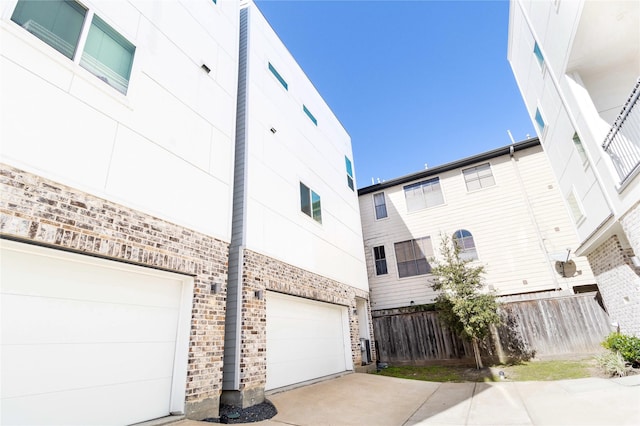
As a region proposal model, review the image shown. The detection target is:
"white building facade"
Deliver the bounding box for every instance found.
[1,0,239,422]
[359,139,596,311]
[221,1,373,408]
[508,0,640,336]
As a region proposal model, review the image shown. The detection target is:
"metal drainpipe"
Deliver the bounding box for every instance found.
[509,145,562,291]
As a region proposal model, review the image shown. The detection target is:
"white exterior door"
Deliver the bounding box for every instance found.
[0,240,193,425]
[265,291,351,390]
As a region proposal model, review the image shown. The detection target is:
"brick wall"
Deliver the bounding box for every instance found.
[587,234,640,337]
[237,249,375,397]
[0,164,229,419]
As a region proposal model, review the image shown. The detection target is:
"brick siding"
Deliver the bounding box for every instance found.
[0,164,229,418]
[587,233,640,337]
[236,248,375,396]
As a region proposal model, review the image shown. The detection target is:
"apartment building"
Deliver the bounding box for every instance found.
[359,139,596,311]
[508,0,640,335]
[0,0,239,423]
[1,0,373,422]
[221,0,373,408]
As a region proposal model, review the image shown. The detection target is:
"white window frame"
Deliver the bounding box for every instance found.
[373,245,388,276]
[462,163,495,192]
[394,237,433,279]
[566,188,585,225]
[452,229,478,261]
[9,0,136,95]
[403,178,444,212]
[373,192,388,220]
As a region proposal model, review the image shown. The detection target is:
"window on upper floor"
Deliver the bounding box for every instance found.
[452,229,478,261]
[535,108,546,135]
[373,246,388,275]
[11,0,135,95]
[462,163,495,191]
[268,62,288,90]
[300,182,322,223]
[303,104,317,126]
[345,156,354,190]
[566,190,585,225]
[572,132,589,165]
[394,237,433,278]
[404,178,444,212]
[533,41,545,69]
[373,192,387,219]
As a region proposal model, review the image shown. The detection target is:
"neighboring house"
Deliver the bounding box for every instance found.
[508,0,640,336]
[1,0,239,423]
[358,138,597,311]
[221,1,373,408]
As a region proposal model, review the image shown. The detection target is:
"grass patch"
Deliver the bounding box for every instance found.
[376,359,597,382]
[497,360,593,381]
[376,365,494,382]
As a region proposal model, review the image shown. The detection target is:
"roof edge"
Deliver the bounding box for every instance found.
[357,137,540,195]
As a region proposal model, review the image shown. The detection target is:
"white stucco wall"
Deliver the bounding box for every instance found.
[0,0,239,242]
[241,3,368,291]
[507,0,640,250]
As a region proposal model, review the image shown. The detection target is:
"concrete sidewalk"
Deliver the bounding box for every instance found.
[176,372,640,425]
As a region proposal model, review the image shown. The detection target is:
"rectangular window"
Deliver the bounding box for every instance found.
[463,163,495,191]
[11,0,86,59]
[567,190,585,224]
[345,156,354,190]
[533,41,545,68]
[535,108,546,134]
[572,132,589,165]
[268,62,288,90]
[80,15,135,94]
[303,105,317,126]
[394,237,433,278]
[373,192,387,219]
[404,178,444,212]
[373,246,388,275]
[300,182,321,223]
[11,0,135,94]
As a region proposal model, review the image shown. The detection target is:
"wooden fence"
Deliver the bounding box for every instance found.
[373,292,612,365]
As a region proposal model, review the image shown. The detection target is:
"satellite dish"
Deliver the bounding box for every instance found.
[555,260,576,277]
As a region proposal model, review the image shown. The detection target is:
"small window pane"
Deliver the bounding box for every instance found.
[535,108,546,133]
[573,133,588,164]
[345,157,353,177]
[533,41,544,68]
[311,191,322,223]
[268,62,288,90]
[373,246,387,275]
[453,229,478,261]
[303,105,317,126]
[80,15,135,94]
[11,0,86,59]
[374,193,387,219]
[300,183,311,216]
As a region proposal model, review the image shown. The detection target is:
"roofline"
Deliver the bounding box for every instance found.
[358,137,540,195]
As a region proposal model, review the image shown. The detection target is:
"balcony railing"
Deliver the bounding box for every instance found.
[602,77,640,186]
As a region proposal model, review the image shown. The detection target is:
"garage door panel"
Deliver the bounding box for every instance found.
[0,240,191,425]
[1,245,182,307]
[1,377,173,426]
[266,292,350,390]
[2,294,180,344]
[2,342,175,398]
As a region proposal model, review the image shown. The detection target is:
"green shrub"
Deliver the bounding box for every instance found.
[602,332,640,366]
[595,351,633,377]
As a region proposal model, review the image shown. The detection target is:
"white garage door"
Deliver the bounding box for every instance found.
[0,240,193,425]
[265,291,351,390]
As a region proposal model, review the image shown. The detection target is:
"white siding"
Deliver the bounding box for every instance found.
[0,0,239,242]
[360,144,596,310]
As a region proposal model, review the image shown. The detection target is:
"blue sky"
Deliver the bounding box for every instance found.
[254,0,536,189]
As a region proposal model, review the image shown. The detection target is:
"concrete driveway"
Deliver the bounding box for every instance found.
[177,372,640,425]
